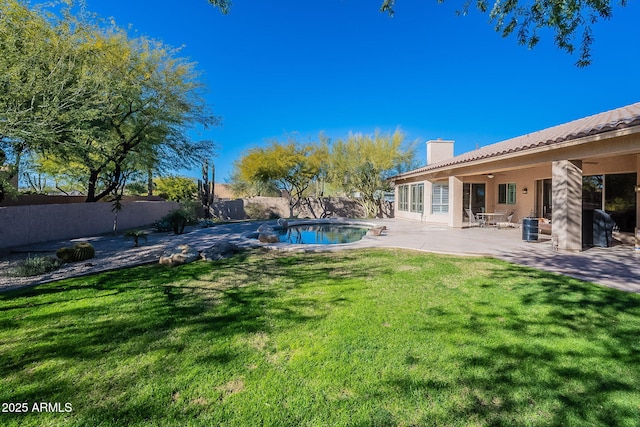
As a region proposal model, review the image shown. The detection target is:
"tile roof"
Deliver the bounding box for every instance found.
[397,102,640,177]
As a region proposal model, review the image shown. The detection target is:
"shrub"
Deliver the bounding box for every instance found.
[179,200,202,222]
[124,230,149,247]
[199,218,219,228]
[152,218,173,232]
[12,255,62,277]
[158,209,193,235]
[154,203,201,234]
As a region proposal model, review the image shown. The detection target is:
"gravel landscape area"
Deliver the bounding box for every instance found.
[0,222,264,292]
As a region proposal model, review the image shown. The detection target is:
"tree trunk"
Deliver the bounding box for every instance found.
[147,168,153,196]
[86,170,100,202]
[87,164,122,202]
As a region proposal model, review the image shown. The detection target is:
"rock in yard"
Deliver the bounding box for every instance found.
[201,242,243,261]
[159,244,201,266]
[367,226,387,236]
[258,233,280,243]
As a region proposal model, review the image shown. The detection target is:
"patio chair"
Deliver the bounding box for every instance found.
[465,208,485,227]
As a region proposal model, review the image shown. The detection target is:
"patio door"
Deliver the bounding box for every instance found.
[463,183,486,219]
[582,173,637,232]
[535,179,552,219]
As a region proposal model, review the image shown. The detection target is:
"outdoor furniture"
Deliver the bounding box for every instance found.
[593,209,616,247]
[476,212,506,228]
[539,218,552,235]
[465,208,485,227]
[496,211,518,228]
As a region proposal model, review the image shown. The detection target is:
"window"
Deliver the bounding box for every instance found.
[410,183,424,213]
[498,183,516,204]
[398,185,409,211]
[432,183,449,214]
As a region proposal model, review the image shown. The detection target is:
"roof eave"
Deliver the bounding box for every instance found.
[390,124,640,182]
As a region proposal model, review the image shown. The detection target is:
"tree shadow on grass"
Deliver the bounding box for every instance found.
[385,262,640,426]
[0,248,387,425]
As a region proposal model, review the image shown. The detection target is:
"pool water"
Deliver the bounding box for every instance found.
[276,224,369,244]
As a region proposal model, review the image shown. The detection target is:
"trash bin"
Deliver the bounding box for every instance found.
[593,209,615,247]
[522,217,539,242]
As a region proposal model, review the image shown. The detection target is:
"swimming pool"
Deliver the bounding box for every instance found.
[276,223,370,245]
[254,220,373,245]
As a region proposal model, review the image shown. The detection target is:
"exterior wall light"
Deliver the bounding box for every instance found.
[522,187,528,194]
[487,174,494,179]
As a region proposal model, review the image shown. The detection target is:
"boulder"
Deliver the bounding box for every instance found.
[257,223,271,233]
[367,225,387,236]
[258,233,280,243]
[159,244,201,266]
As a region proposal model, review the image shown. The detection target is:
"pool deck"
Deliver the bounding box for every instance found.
[1,218,638,293]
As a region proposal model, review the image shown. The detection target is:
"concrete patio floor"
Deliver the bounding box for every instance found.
[1,218,638,293]
[353,218,640,293]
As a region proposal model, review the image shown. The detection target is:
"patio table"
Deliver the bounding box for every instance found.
[476,212,506,228]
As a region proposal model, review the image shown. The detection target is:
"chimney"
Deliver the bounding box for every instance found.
[426,139,454,166]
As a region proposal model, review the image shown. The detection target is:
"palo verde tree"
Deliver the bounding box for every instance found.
[154,176,198,202]
[327,130,415,218]
[207,0,626,66]
[380,0,626,66]
[234,138,326,217]
[227,168,282,198]
[0,0,218,203]
[60,22,217,202]
[0,0,96,202]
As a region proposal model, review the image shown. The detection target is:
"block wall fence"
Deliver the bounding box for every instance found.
[0,200,179,250]
[0,196,391,250]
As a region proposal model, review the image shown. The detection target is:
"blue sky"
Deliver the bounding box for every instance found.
[86,0,639,182]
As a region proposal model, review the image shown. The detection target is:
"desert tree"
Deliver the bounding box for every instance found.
[0,0,218,202]
[234,137,326,217]
[327,130,415,218]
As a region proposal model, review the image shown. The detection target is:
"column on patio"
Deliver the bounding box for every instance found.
[636,154,640,246]
[448,175,463,228]
[552,160,583,252]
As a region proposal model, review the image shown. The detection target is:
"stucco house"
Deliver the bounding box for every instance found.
[391,102,640,252]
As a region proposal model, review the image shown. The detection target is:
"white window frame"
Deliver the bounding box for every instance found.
[432,183,449,214]
[398,185,409,211]
[410,183,424,213]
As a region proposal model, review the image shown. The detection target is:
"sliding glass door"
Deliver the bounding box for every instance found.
[582,173,636,232]
[462,183,486,220]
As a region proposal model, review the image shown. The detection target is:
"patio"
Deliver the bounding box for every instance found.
[350,218,640,293]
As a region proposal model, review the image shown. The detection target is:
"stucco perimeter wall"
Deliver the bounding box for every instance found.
[0,200,179,249]
[210,198,290,220]
[296,197,369,219]
[210,197,373,220]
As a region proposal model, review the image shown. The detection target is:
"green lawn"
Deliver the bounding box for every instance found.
[1,248,640,426]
